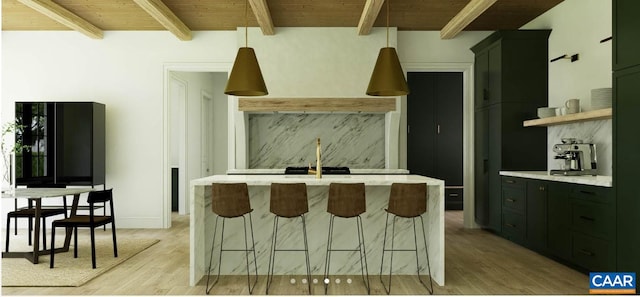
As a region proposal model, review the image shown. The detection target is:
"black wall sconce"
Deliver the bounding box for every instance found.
[550,54,579,63]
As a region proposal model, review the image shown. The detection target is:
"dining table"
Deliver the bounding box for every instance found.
[1,187,94,264]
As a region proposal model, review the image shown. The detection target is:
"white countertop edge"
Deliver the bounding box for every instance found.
[226,168,410,175]
[191,174,443,187]
[500,171,612,187]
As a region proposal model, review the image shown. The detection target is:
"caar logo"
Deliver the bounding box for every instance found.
[590,272,636,294]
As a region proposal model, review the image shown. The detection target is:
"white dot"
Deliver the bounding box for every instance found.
[347,278,352,284]
[324,278,330,284]
[290,278,296,284]
[335,278,341,284]
[313,278,318,284]
[301,278,307,284]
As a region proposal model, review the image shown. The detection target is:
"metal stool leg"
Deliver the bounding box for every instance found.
[356,215,370,294]
[416,216,433,294]
[266,216,279,294]
[244,213,258,294]
[323,215,335,294]
[205,216,222,294]
[301,214,312,295]
[379,213,390,294]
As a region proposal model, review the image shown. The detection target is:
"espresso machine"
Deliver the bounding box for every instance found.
[550,138,598,176]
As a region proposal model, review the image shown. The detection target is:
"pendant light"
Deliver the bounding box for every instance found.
[224,0,268,96]
[366,0,409,96]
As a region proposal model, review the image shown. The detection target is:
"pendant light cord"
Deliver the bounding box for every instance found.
[245,0,248,47]
[386,0,390,47]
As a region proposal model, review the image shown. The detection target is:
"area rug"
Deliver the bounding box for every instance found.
[1,236,159,287]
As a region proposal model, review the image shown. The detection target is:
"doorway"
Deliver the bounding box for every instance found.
[162,64,231,228]
[407,72,464,210]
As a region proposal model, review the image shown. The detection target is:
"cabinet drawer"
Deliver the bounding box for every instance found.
[571,200,614,240]
[445,188,463,210]
[572,232,615,271]
[502,177,525,189]
[569,186,613,204]
[502,211,526,241]
[502,187,525,213]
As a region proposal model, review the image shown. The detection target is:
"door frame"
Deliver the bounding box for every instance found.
[162,63,231,228]
[403,62,479,229]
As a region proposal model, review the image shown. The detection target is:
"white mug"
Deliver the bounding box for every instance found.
[565,99,580,114]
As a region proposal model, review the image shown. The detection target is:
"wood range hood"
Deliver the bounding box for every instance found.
[238,97,397,113]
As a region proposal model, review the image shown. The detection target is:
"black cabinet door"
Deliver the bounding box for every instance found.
[474,108,490,226]
[614,65,640,275]
[487,104,502,231]
[547,182,572,261]
[487,43,502,105]
[526,180,547,252]
[408,72,464,210]
[474,51,489,109]
[614,0,640,71]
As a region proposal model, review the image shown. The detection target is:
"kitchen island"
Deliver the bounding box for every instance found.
[189,174,445,287]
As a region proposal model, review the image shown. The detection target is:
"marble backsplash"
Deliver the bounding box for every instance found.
[248,113,385,169]
[547,119,612,176]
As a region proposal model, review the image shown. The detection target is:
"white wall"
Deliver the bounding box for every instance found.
[1,31,236,228]
[522,0,613,175]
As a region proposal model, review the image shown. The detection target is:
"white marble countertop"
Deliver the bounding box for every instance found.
[500,171,612,187]
[226,168,410,175]
[191,174,442,187]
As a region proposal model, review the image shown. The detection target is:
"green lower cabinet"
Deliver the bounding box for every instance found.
[547,182,572,261]
[502,176,615,272]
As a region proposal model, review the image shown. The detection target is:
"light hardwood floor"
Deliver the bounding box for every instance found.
[2,211,589,295]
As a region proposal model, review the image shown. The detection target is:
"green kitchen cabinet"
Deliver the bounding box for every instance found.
[472,30,550,232]
[613,0,640,71]
[547,182,572,261]
[526,180,547,252]
[614,0,640,276]
[614,65,640,275]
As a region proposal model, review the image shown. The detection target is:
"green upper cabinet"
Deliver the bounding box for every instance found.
[614,0,640,276]
[613,0,640,71]
[471,30,550,109]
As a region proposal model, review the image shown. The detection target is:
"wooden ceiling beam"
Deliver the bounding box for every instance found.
[440,0,498,39]
[248,0,275,35]
[357,0,385,36]
[16,0,103,39]
[133,0,192,41]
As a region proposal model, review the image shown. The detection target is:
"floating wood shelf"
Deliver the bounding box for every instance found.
[523,108,612,127]
[238,97,396,112]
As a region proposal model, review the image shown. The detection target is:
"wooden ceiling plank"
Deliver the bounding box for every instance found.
[440,0,498,39]
[248,0,275,35]
[357,0,385,36]
[133,0,192,41]
[15,0,103,39]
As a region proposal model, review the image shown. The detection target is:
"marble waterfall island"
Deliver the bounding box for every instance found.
[189,174,445,287]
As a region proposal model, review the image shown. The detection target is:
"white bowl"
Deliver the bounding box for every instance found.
[537,107,556,118]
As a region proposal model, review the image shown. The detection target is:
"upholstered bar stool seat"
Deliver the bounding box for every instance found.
[205,183,258,295]
[266,183,311,295]
[323,182,370,294]
[380,183,433,294]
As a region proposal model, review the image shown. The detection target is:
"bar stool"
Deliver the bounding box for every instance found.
[379,183,433,295]
[323,182,370,294]
[266,183,311,295]
[205,183,258,295]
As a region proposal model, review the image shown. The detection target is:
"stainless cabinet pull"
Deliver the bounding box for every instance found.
[449,193,459,197]
[506,198,516,202]
[580,190,596,195]
[506,223,516,228]
[539,186,545,191]
[579,249,595,256]
[505,180,515,184]
[579,215,595,221]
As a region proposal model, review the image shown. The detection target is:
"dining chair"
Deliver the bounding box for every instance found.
[4,184,68,252]
[49,189,117,269]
